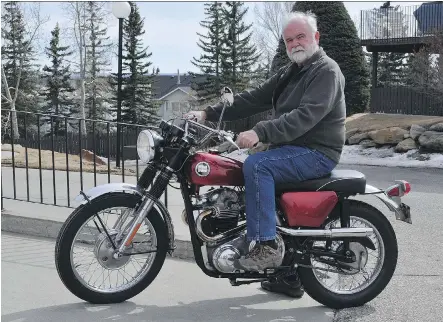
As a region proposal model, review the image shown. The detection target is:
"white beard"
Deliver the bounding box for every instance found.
[287,43,319,65]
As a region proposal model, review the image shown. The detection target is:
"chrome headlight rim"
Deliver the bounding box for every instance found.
[137,129,163,163]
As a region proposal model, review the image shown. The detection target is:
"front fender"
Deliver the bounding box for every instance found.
[74,183,144,205]
[364,184,412,224]
[73,183,176,253]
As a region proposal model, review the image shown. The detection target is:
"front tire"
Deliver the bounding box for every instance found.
[298,200,398,309]
[55,193,168,304]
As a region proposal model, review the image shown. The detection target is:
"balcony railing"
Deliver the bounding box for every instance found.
[360,2,443,43]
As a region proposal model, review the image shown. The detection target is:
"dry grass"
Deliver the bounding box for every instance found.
[346,113,443,133]
[1,146,136,176]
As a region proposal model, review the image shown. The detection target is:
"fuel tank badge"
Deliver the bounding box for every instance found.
[195,162,211,177]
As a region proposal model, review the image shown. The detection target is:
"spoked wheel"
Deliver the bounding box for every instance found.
[55,193,168,304]
[298,200,398,309]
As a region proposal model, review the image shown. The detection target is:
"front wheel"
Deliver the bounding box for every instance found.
[55,193,168,304]
[298,200,398,309]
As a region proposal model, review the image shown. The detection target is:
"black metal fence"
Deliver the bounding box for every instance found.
[370,86,443,116]
[1,109,167,209]
[1,109,270,210]
[360,3,443,42]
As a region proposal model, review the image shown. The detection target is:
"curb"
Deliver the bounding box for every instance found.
[1,210,195,261]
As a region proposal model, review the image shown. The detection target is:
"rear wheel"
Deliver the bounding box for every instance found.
[55,193,168,304]
[298,200,398,309]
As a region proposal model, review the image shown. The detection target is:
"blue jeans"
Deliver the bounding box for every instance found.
[242,146,337,242]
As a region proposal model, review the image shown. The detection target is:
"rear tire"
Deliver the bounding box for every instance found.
[55,193,168,304]
[298,200,398,309]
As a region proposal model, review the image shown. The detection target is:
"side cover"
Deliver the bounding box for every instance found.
[280,191,338,227]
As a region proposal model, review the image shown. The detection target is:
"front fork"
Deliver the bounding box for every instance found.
[113,144,188,258]
[112,163,158,240]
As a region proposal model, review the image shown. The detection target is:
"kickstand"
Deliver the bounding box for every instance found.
[229,278,265,286]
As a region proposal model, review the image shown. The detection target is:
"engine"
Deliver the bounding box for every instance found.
[195,187,245,237]
[193,187,285,274]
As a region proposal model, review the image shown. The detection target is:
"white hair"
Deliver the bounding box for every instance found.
[282,11,318,36]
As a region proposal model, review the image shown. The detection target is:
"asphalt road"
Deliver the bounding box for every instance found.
[2,164,443,321]
[1,233,333,322]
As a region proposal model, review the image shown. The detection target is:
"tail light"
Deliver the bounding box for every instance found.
[386,180,411,197]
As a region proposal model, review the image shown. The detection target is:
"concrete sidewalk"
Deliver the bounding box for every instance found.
[1,197,196,260]
[1,166,198,259]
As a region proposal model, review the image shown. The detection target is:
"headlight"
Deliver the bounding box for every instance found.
[137,130,163,163]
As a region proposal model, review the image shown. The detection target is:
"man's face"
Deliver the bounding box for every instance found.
[283,20,320,65]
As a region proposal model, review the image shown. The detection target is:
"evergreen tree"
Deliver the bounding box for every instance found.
[271,2,371,116]
[372,5,409,87]
[110,2,158,126]
[85,1,113,126]
[41,23,76,136]
[1,1,39,137]
[249,61,271,88]
[377,52,408,86]
[190,2,225,103]
[221,1,260,93]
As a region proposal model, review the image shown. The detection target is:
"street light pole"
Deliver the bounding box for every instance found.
[116,17,124,168]
[112,1,131,168]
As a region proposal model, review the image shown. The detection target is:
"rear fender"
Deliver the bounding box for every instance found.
[363,184,412,224]
[73,183,176,253]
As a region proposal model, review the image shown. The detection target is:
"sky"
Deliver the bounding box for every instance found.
[21,1,425,74]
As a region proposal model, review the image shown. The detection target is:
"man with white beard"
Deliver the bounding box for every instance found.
[186,11,346,298]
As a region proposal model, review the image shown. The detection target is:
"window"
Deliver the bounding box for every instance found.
[171,102,180,113]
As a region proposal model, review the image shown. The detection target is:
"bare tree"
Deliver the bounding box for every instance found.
[61,2,115,135]
[408,31,443,101]
[60,2,89,135]
[1,2,49,139]
[252,2,293,68]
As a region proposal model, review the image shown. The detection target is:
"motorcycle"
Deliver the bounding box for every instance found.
[55,87,412,309]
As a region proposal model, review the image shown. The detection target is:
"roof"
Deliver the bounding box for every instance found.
[66,71,210,99]
[151,73,208,99]
[156,87,198,100]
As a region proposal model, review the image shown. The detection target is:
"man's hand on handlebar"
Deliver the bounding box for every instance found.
[184,110,206,124]
[236,130,259,149]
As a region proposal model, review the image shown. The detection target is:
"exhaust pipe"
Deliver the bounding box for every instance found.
[277,226,374,238]
[196,209,246,244]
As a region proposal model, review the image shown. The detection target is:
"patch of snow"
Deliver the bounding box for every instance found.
[340,145,443,169]
[114,146,443,169]
[96,155,109,165]
[222,146,443,169]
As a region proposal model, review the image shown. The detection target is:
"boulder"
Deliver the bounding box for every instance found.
[360,139,377,148]
[429,123,443,132]
[368,127,408,145]
[410,124,426,140]
[418,131,443,152]
[348,132,369,145]
[395,138,418,153]
[81,149,107,165]
[345,128,358,141]
[404,133,411,139]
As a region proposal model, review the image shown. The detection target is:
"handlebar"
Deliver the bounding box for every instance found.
[183,118,240,151]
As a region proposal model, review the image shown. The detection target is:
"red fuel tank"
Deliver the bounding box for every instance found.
[187,152,244,186]
[280,191,338,227]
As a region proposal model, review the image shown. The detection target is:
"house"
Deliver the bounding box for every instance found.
[152,70,208,120]
[41,70,210,121]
